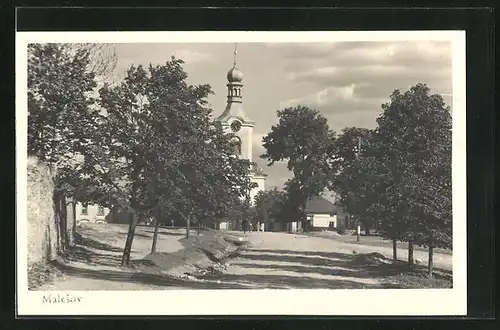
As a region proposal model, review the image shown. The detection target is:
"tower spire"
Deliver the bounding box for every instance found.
[233,43,238,67]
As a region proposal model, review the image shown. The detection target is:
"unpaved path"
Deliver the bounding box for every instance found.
[245,232,452,270]
[202,232,452,289]
[37,224,188,291]
[37,229,452,290]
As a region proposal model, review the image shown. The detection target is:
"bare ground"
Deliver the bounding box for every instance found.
[198,232,452,289]
[35,226,453,290]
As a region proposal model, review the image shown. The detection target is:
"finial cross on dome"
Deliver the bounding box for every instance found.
[233,43,238,67]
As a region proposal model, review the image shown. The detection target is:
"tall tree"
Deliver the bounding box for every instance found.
[330,127,377,235]
[373,83,452,273]
[97,58,254,264]
[254,188,288,230]
[27,43,104,251]
[261,106,336,231]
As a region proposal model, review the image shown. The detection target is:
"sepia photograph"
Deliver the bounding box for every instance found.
[16,31,466,315]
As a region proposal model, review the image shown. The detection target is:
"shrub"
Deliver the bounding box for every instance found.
[336,224,347,235]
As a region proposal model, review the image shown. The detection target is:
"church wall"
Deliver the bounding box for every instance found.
[222,122,252,161]
[250,176,266,205]
[240,125,253,161]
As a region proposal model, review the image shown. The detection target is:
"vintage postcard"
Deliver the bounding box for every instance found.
[16,31,466,316]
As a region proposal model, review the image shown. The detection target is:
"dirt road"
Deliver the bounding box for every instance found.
[200,232,452,289]
[37,227,452,290]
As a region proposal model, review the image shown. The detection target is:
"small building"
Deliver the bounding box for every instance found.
[75,203,111,223]
[304,196,340,231]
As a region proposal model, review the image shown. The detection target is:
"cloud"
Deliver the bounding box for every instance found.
[269,41,452,94]
[273,40,453,135]
[279,84,386,121]
[251,132,266,158]
[110,41,454,192]
[251,131,292,189]
[172,49,213,64]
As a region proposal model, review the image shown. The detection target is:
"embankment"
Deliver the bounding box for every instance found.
[132,230,249,279]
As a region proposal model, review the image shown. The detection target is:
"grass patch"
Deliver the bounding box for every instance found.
[351,252,453,289]
[386,272,453,289]
[28,260,64,290]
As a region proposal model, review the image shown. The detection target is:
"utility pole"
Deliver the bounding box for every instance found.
[356,136,362,243]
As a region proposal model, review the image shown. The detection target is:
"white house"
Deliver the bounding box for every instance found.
[304,195,338,230]
[75,203,111,224]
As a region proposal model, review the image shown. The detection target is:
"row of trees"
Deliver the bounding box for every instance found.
[256,84,452,277]
[28,43,255,266]
[331,85,452,276]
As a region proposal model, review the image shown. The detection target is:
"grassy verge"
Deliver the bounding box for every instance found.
[28,261,65,290]
[351,252,453,289]
[305,231,452,256]
[386,272,452,289]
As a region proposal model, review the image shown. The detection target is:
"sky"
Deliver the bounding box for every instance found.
[108,41,453,190]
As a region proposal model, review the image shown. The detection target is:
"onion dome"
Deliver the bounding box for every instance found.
[227,67,243,82]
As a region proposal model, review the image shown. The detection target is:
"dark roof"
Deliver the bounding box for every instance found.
[304,195,338,214]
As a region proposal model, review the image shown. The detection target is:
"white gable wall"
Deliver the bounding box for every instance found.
[75,203,110,223]
[311,213,337,228]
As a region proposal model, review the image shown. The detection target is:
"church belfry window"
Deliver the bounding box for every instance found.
[231,136,242,155]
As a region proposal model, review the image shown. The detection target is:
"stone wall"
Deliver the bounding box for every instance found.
[27,156,58,265]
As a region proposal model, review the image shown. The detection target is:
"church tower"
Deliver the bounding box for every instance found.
[214,44,266,205]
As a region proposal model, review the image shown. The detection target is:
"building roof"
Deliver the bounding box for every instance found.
[304,195,338,214]
[227,66,243,82]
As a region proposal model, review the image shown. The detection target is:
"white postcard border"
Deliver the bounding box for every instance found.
[16,31,467,316]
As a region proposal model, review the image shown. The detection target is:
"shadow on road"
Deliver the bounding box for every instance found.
[49,263,252,290]
[51,231,452,290]
[143,230,185,237]
[64,246,122,268]
[75,233,123,253]
[201,273,400,289]
[221,248,453,289]
[119,232,152,239]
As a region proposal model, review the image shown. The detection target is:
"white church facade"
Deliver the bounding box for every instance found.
[214,52,267,207]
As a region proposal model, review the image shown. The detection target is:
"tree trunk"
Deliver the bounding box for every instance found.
[428,244,434,278]
[151,217,160,253]
[121,210,139,267]
[186,214,190,239]
[61,194,68,250]
[392,239,397,260]
[197,220,201,236]
[53,191,62,254]
[65,197,76,247]
[408,240,414,266]
[71,200,76,243]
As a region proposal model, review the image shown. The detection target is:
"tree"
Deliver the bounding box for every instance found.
[254,188,288,230]
[27,43,102,252]
[372,83,452,274]
[97,58,254,263]
[261,106,337,231]
[330,127,377,236]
